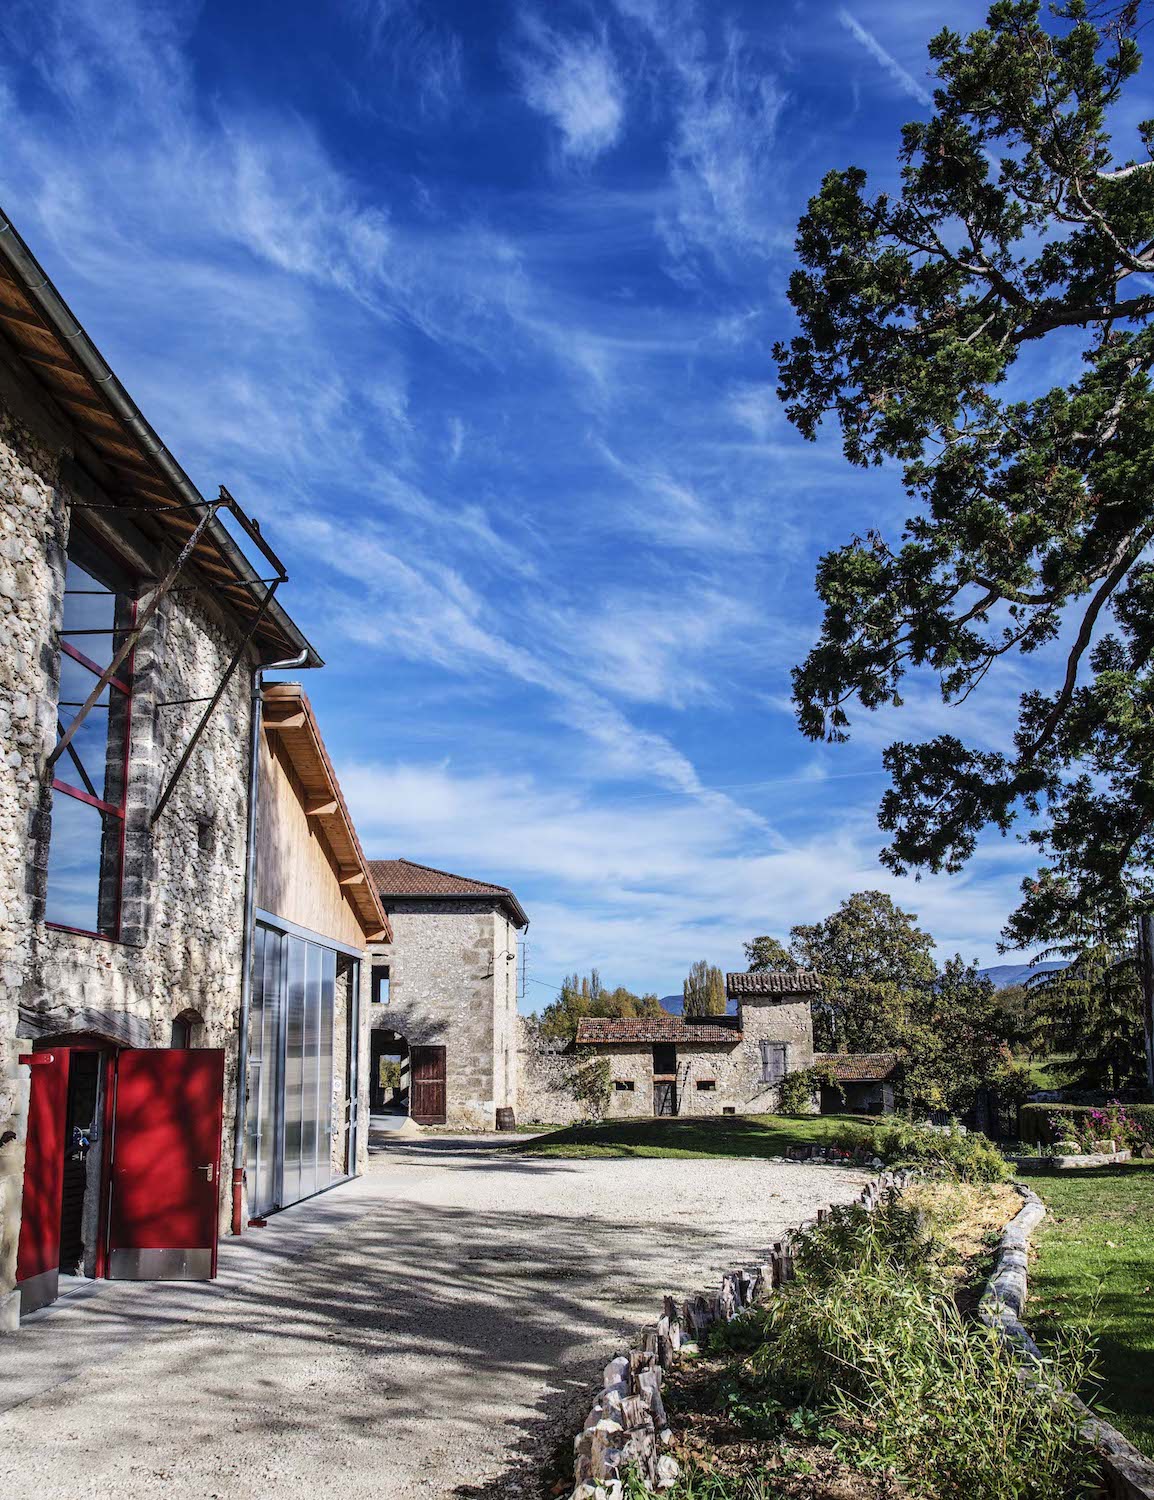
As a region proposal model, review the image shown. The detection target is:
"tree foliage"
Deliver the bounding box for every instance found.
[774,1,1154,942]
[789,890,937,1051]
[683,959,727,1016]
[1026,918,1146,1087]
[536,972,663,1043]
[744,935,796,972]
[747,891,1015,1113]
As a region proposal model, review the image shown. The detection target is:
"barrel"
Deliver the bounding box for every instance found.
[495,1106,516,1132]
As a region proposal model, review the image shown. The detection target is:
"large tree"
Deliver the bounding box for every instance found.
[789,890,937,1050]
[774,1,1154,943]
[683,960,727,1016]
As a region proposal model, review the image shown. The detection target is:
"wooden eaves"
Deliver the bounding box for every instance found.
[262,683,392,944]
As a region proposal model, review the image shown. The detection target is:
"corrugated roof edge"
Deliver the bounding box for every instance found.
[0,204,323,670]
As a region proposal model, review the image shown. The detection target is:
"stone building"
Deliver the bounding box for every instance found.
[365,860,528,1129]
[812,1052,898,1115]
[557,971,820,1120]
[0,210,381,1329]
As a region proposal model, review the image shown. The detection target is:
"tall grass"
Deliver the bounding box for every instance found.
[719,1197,1098,1500]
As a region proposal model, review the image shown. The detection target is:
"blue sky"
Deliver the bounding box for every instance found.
[1,0,1061,1004]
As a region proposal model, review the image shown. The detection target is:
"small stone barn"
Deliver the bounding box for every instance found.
[813,1052,898,1115]
[568,971,820,1119]
[364,860,528,1130]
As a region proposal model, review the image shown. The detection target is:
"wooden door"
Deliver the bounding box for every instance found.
[410,1046,446,1125]
[15,1049,72,1315]
[107,1048,224,1280]
[654,1080,677,1117]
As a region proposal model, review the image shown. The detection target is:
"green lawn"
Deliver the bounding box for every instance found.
[1030,1161,1154,1457]
[511,1111,880,1159]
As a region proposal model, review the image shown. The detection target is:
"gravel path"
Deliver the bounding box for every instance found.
[0,1135,869,1500]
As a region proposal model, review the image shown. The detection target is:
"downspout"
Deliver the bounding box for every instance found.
[231,650,309,1235]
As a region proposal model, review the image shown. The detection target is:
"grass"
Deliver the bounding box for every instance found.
[1029,1160,1154,1458]
[509,1112,882,1160]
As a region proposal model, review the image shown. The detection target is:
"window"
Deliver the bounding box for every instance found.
[722,1106,736,1116]
[696,1079,716,1092]
[45,532,135,939]
[652,1042,677,1076]
[371,965,390,1004]
[759,1041,789,1084]
[614,1079,635,1092]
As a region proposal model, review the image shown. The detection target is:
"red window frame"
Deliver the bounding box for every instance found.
[46,536,136,943]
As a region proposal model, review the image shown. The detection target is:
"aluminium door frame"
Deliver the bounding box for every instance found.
[251,912,362,1212]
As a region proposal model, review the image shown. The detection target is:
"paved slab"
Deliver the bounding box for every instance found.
[0,1136,870,1500]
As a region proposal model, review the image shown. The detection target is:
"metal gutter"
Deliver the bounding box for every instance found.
[231,650,311,1236]
[0,204,323,670]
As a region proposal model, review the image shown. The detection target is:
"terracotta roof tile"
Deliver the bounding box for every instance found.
[813,1052,899,1082]
[368,858,528,927]
[576,1017,741,1045]
[726,970,821,997]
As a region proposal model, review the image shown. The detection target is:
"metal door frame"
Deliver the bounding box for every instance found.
[250,913,362,1214]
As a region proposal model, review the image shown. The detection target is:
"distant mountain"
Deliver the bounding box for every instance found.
[977,961,1069,989]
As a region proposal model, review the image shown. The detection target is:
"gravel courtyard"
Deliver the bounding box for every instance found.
[0,1135,870,1500]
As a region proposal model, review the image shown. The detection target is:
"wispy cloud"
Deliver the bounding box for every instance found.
[514,15,625,163]
[837,9,932,108]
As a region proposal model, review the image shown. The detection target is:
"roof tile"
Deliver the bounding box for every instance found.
[726,970,822,997]
[576,1017,741,1044]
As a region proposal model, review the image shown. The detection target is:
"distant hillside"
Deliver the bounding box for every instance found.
[977,961,1069,989]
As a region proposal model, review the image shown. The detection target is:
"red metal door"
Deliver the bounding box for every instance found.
[410,1046,446,1124]
[15,1049,71,1315]
[107,1048,225,1280]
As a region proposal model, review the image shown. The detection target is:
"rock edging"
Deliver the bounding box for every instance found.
[567,1170,908,1500]
[981,1184,1154,1500]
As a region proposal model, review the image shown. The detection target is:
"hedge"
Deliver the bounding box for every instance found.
[1019,1102,1154,1147]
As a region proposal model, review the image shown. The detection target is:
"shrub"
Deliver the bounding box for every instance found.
[740,1200,1098,1500]
[1020,1101,1154,1150]
[777,1061,842,1116]
[830,1118,1011,1182]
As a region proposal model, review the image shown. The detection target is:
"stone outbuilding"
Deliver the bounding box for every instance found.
[563,971,820,1119]
[364,860,528,1129]
[813,1052,898,1115]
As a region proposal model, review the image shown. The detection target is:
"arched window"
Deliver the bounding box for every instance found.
[171,1010,204,1048]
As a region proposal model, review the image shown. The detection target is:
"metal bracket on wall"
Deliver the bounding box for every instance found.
[48,485,293,828]
[149,579,281,825]
[46,501,222,776]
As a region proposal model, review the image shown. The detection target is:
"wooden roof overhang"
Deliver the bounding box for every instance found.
[0,207,320,668]
[262,683,392,944]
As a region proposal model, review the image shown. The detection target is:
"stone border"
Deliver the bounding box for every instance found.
[980,1184,1154,1500]
[567,1170,908,1500]
[1010,1149,1132,1172]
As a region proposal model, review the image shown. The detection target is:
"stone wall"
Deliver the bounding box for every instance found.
[516,1019,584,1126]
[367,900,518,1129]
[0,342,260,1314]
